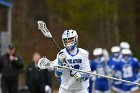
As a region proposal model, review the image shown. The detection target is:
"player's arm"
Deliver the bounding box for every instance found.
[70,70,90,82]
[132,59,140,82]
[112,62,122,78]
[81,51,91,81]
[54,59,64,77]
[70,49,91,82]
[54,51,67,77]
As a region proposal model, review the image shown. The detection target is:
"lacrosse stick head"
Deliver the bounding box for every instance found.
[38,57,51,69]
[37,21,52,38]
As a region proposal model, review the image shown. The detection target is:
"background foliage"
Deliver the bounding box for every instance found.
[10,0,140,63]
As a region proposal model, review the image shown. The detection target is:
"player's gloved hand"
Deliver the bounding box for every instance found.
[58,52,68,66]
[70,70,82,82]
[70,70,90,82]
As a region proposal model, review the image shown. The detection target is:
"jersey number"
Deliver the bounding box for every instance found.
[123,66,133,78]
[72,64,80,69]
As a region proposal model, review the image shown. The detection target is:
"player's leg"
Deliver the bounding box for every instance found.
[58,87,73,93]
[121,83,131,93]
[95,80,103,93]
[75,88,89,93]
[112,84,121,93]
[130,84,139,93]
[103,79,111,93]
[121,83,139,93]
[95,90,103,93]
[104,90,111,93]
[88,78,93,93]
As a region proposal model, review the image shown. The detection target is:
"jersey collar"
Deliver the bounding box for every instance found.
[66,48,79,57]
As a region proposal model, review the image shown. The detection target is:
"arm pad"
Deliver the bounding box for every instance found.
[54,69,63,77]
[81,73,90,81]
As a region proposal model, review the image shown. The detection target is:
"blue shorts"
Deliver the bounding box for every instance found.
[95,78,110,92]
[112,84,122,92]
[88,78,93,93]
[121,83,139,92]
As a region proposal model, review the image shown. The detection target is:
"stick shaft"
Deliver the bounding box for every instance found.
[55,65,140,86]
[50,38,61,51]
[37,21,61,51]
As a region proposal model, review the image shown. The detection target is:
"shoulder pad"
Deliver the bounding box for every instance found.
[132,57,138,61]
[78,48,89,55]
[58,48,66,55]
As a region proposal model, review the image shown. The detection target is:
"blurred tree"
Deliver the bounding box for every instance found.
[10,0,140,66]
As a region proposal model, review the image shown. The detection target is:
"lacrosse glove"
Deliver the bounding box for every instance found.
[58,51,68,66]
[70,70,89,82]
[55,52,68,77]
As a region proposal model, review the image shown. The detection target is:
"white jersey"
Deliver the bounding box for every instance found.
[53,48,91,90]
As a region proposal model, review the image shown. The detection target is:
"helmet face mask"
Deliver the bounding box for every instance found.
[93,48,103,62]
[63,37,75,47]
[121,49,132,61]
[113,52,120,58]
[123,54,130,61]
[95,55,103,61]
[62,30,78,51]
[111,46,120,58]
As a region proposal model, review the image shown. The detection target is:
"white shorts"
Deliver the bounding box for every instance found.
[58,87,88,93]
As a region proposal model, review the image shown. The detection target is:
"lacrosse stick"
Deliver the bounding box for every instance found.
[37,21,60,51]
[38,57,140,86]
[37,21,72,67]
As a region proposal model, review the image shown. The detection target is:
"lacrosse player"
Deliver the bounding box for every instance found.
[120,42,140,84]
[108,46,122,93]
[114,49,140,93]
[53,30,91,93]
[90,48,111,93]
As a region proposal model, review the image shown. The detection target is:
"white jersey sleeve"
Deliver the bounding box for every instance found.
[79,48,91,72]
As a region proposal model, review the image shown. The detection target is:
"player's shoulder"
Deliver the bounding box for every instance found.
[58,48,66,54]
[131,57,138,62]
[78,48,89,55]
